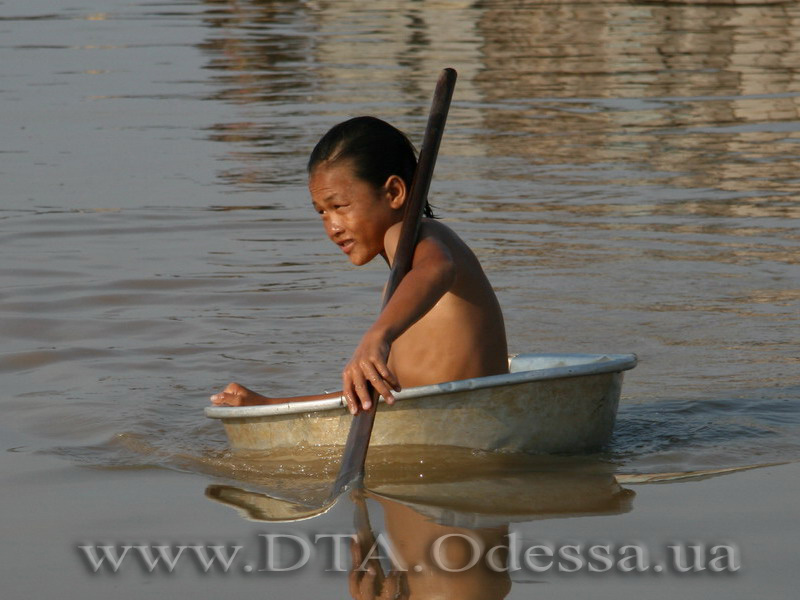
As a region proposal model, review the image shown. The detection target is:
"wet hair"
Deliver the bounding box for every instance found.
[307,116,437,218]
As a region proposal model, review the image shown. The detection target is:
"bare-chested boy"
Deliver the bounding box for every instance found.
[210,116,508,415]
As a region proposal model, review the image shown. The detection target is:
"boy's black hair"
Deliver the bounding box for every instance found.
[307,116,437,218]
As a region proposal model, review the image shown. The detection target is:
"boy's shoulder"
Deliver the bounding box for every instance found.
[383,218,476,268]
[384,218,460,247]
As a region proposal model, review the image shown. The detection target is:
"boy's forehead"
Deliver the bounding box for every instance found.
[309,162,360,202]
[309,159,359,185]
[308,180,337,206]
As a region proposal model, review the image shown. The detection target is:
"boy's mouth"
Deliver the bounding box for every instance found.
[337,239,354,254]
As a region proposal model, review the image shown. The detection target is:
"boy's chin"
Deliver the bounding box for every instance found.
[348,255,368,266]
[347,252,376,267]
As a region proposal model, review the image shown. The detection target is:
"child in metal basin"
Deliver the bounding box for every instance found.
[211,116,507,414]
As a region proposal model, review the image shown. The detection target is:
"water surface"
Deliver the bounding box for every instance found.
[2,0,799,596]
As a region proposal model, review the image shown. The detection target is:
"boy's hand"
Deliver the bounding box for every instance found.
[209,382,269,406]
[342,329,400,415]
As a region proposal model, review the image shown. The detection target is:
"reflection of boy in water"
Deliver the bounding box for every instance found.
[349,492,511,600]
[211,117,508,413]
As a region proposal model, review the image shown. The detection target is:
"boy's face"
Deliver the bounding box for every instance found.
[309,161,404,266]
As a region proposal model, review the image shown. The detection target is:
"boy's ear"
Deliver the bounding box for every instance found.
[383,175,407,210]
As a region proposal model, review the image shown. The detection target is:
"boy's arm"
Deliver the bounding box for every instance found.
[210,229,456,412]
[210,382,342,407]
[342,231,456,414]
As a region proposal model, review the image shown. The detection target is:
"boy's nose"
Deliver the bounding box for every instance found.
[326,220,344,236]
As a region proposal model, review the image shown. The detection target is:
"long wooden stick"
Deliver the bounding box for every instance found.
[329,68,457,500]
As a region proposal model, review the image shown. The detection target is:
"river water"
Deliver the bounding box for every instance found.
[2,1,799,598]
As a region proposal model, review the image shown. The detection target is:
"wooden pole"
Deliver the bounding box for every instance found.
[329,68,457,500]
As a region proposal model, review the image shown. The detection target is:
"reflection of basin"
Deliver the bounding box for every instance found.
[205,353,637,454]
[369,471,634,528]
[205,485,333,522]
[205,461,634,527]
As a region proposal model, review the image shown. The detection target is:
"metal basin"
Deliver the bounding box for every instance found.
[204,353,637,454]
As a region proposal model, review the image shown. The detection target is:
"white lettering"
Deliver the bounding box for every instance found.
[523,545,554,573]
[192,545,242,572]
[618,545,648,572]
[587,545,614,572]
[355,533,405,572]
[558,544,584,572]
[485,532,521,572]
[314,533,357,572]
[708,545,741,573]
[136,545,188,572]
[260,534,311,572]
[78,545,132,572]
[431,533,482,573]
[670,544,707,573]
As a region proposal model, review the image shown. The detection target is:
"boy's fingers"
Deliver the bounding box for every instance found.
[344,364,369,411]
[375,362,400,392]
[371,362,400,405]
[343,352,397,414]
[353,376,372,411]
[342,373,359,415]
[360,361,395,404]
[347,393,359,415]
[342,381,358,415]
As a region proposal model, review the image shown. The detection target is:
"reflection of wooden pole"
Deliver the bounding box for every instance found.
[352,489,386,593]
[329,68,458,501]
